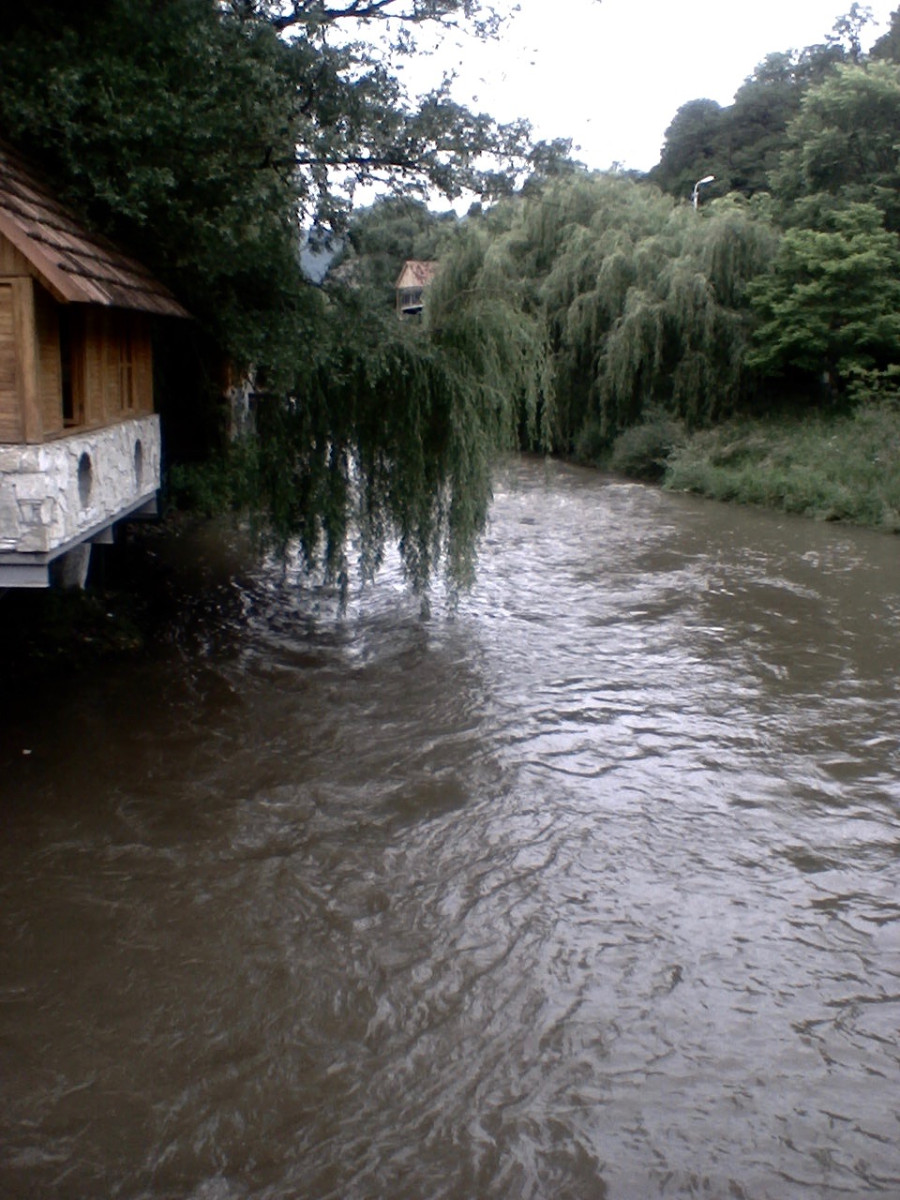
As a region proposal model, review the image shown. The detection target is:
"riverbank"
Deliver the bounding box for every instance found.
[609,402,900,533]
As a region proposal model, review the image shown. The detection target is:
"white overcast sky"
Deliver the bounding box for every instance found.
[396,0,897,175]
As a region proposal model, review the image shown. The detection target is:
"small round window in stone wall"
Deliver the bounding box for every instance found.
[77,452,93,508]
[134,439,144,489]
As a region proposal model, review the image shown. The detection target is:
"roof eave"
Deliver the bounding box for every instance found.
[0,207,85,303]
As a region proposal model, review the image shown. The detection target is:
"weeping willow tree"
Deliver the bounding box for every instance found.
[241,220,552,598]
[598,197,778,434]
[479,173,778,452]
[535,175,678,447]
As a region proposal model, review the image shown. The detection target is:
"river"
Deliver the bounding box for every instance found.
[2,456,899,1199]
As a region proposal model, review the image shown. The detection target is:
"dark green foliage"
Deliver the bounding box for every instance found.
[0,0,309,368]
[747,203,900,383]
[608,416,685,480]
[771,62,900,230]
[870,6,900,61]
[650,100,727,202]
[724,56,807,195]
[650,10,875,205]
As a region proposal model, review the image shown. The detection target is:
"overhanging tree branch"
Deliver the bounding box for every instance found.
[224,0,503,36]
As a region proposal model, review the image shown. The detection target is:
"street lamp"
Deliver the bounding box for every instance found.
[692,174,715,211]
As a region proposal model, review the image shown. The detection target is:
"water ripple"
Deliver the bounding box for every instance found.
[2,458,900,1198]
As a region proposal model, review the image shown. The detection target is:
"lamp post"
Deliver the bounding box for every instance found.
[692,174,715,211]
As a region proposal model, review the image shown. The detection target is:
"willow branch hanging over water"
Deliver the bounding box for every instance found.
[238,223,552,597]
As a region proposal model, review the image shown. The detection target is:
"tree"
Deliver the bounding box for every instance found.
[649,99,726,201]
[747,203,900,385]
[869,7,900,61]
[594,194,776,432]
[649,12,868,205]
[225,0,506,39]
[827,2,875,63]
[449,172,776,455]
[723,54,809,196]
[769,61,900,230]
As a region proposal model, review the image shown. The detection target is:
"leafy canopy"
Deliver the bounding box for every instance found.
[747,203,900,380]
[650,6,880,204]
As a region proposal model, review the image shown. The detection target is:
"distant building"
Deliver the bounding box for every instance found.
[0,142,189,587]
[395,260,438,318]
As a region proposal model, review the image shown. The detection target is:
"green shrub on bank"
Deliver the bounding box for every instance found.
[609,416,686,481]
[573,413,685,478]
[664,403,900,531]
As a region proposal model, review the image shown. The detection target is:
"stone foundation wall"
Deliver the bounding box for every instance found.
[0,415,160,557]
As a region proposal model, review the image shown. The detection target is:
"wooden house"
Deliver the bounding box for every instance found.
[395,260,438,318]
[0,142,189,587]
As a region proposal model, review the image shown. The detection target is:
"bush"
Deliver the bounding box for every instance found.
[609,416,685,480]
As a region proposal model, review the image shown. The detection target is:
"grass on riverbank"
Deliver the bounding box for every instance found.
[657,403,900,532]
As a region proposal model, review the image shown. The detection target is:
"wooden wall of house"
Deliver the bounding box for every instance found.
[1,231,47,443]
[82,310,154,426]
[0,279,21,442]
[0,273,154,444]
[0,274,64,443]
[0,276,38,443]
[0,231,33,277]
[34,286,64,438]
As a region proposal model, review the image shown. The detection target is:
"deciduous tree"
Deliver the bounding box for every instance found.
[747,203,900,384]
[770,61,900,230]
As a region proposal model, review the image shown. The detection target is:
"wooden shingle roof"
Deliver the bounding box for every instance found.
[0,141,189,317]
[395,260,439,290]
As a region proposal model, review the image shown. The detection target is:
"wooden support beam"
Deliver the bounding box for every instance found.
[13,277,41,443]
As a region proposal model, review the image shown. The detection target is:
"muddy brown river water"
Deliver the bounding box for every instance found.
[2,456,899,1199]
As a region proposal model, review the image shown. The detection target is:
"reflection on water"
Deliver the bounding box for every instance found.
[2,457,900,1199]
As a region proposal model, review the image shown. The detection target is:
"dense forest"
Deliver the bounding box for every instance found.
[1,1,899,591]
